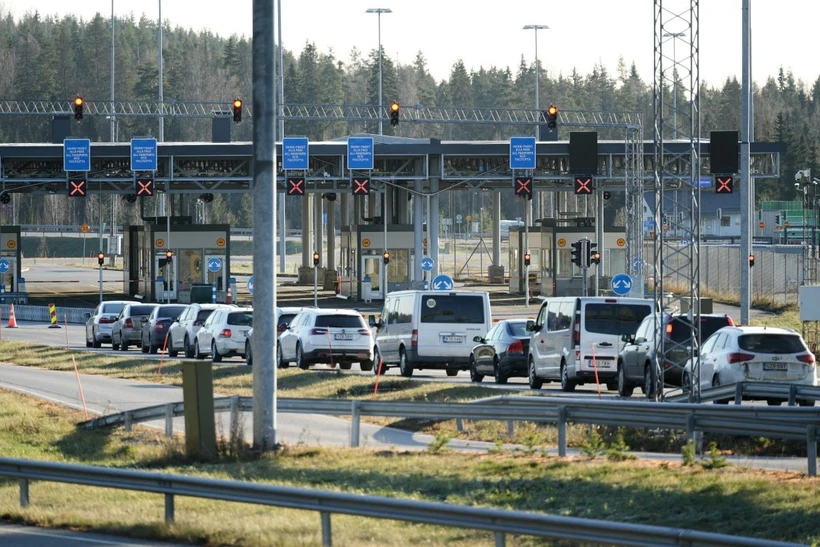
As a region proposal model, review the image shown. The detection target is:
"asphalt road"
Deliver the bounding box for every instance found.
[0,523,185,547]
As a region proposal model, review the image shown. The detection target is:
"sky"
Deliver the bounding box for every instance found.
[2,0,819,89]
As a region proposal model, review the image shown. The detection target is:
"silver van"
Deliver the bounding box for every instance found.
[526,296,655,391]
[369,290,493,377]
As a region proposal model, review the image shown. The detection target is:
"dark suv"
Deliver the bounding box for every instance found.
[616,312,735,397]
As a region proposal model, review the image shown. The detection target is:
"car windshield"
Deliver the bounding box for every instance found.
[584,304,652,336]
[158,306,187,319]
[420,295,485,324]
[315,314,365,328]
[507,322,529,338]
[131,305,157,316]
[102,303,126,315]
[227,312,253,327]
[738,333,806,354]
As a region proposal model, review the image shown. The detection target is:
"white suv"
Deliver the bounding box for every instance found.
[167,303,235,358]
[278,308,374,371]
[194,307,253,363]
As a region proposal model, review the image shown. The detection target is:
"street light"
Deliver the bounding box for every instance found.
[523,24,549,137]
[366,8,392,136]
[663,31,685,140]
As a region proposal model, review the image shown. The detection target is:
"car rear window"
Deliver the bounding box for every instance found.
[738,334,806,354]
[420,295,486,324]
[279,313,298,326]
[102,303,126,314]
[584,303,652,336]
[506,322,529,338]
[315,314,365,328]
[669,316,733,343]
[227,312,253,327]
[131,305,156,316]
[196,310,214,323]
[158,306,187,319]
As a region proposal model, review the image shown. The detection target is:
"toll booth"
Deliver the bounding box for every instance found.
[509,217,627,297]
[124,221,231,303]
[0,226,25,302]
[339,224,426,301]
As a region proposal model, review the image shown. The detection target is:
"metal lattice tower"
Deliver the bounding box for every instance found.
[653,0,701,400]
[625,125,645,298]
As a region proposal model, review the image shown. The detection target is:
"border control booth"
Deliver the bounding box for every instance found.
[509,217,628,297]
[124,220,232,303]
[0,227,26,303]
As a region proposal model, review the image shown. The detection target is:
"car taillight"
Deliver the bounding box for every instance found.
[411,329,418,348]
[358,329,370,336]
[310,328,328,335]
[124,318,133,329]
[727,352,755,364]
[572,322,580,346]
[154,323,165,332]
[99,317,114,324]
[507,340,524,354]
[219,329,232,338]
[797,353,816,364]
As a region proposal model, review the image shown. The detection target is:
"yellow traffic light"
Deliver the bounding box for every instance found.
[232,98,243,123]
[73,95,84,120]
[389,102,400,126]
[97,252,105,266]
[383,251,391,265]
[313,252,320,266]
[165,249,174,262]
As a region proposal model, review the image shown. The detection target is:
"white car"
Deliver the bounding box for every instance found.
[193,307,253,363]
[278,308,374,371]
[167,303,235,358]
[244,307,307,367]
[84,300,136,348]
[683,326,817,406]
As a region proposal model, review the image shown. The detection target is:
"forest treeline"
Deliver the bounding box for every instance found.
[1,10,818,229]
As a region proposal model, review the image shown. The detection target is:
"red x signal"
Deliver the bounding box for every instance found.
[68,178,86,197]
[287,177,305,196]
[352,177,370,195]
[136,178,154,197]
[514,177,532,199]
[574,176,593,195]
[715,176,734,194]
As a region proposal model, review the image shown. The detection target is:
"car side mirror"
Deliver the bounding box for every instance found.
[84,312,91,319]
[622,333,634,344]
[277,322,289,332]
[526,320,535,331]
[473,335,484,343]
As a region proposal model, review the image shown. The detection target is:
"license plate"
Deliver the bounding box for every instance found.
[443,336,464,343]
[763,362,788,371]
[335,334,354,340]
[587,358,613,367]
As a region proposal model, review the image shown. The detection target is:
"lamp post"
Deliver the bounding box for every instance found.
[522,25,549,137]
[366,8,391,136]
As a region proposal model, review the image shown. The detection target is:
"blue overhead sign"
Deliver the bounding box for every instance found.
[611,273,633,296]
[509,137,536,169]
[347,137,374,170]
[130,138,157,171]
[63,138,91,171]
[282,137,309,170]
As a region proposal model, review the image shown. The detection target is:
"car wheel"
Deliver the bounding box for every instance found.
[245,341,252,367]
[560,360,576,393]
[141,336,149,354]
[277,345,289,369]
[617,363,634,397]
[92,331,101,348]
[494,358,508,385]
[168,346,178,358]
[184,335,194,359]
[643,364,657,399]
[399,348,414,378]
[712,374,729,404]
[528,357,543,390]
[469,357,484,383]
[149,339,158,354]
[195,340,205,360]
[112,338,120,351]
[681,372,691,396]
[120,338,128,351]
[766,399,782,406]
[86,331,93,348]
[211,341,223,363]
[798,399,816,407]
[372,347,384,376]
[296,343,309,370]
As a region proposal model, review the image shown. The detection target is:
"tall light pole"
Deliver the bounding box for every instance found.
[158,0,164,141]
[523,25,549,137]
[663,31,685,140]
[366,8,391,136]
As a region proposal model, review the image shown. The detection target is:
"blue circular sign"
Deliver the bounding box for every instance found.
[0,259,9,274]
[420,257,434,272]
[432,274,454,291]
[247,276,254,295]
[207,257,223,273]
[611,273,633,296]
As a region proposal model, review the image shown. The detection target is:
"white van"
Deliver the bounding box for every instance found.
[369,290,493,377]
[526,296,655,391]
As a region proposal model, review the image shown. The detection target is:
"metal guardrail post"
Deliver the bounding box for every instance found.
[456,418,464,432]
[350,400,360,448]
[165,493,174,523]
[686,413,695,443]
[807,426,817,477]
[321,511,332,547]
[230,395,240,437]
[125,410,133,432]
[557,406,567,457]
[165,404,174,437]
[734,383,744,405]
[788,385,797,406]
[494,531,505,547]
[19,478,28,507]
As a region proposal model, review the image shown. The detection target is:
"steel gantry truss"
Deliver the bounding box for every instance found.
[654,0,701,401]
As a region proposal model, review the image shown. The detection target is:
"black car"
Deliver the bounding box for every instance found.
[140,304,188,354]
[617,312,735,396]
[468,319,531,384]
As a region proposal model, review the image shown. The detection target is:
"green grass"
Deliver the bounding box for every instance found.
[0,389,818,545]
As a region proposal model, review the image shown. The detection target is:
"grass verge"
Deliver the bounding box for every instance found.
[0,389,818,546]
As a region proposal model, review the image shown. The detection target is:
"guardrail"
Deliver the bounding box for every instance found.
[80,393,820,476]
[0,457,800,547]
[666,383,820,406]
[0,303,90,324]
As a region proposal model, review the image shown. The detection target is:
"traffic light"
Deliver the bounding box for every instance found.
[0,193,9,204]
[352,177,370,195]
[514,177,533,199]
[775,214,781,225]
[574,176,593,195]
[580,239,591,267]
[603,191,612,200]
[136,178,154,197]
[232,98,243,123]
[383,251,391,265]
[313,251,320,267]
[68,178,87,197]
[390,101,400,126]
[165,249,174,263]
[546,104,558,129]
[571,240,582,267]
[715,175,734,194]
[749,253,755,268]
[97,252,105,266]
[589,243,600,265]
[73,96,84,121]
[523,252,531,267]
[287,177,305,196]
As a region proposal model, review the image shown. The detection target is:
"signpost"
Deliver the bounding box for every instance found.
[432,274,454,291]
[420,257,434,290]
[130,138,158,171]
[63,138,91,172]
[282,137,309,170]
[509,137,536,170]
[247,276,254,296]
[207,258,223,273]
[611,273,633,296]
[347,137,374,170]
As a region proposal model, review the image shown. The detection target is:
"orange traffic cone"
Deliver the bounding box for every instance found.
[7,303,19,328]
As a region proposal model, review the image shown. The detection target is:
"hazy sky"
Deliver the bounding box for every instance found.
[3,1,818,88]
